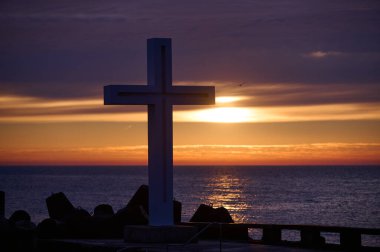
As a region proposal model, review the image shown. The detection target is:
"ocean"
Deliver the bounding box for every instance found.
[1,165,379,245]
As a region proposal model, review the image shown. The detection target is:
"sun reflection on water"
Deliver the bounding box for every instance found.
[200,173,251,223]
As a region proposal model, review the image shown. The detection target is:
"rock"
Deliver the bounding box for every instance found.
[94,204,114,218]
[214,206,234,223]
[66,208,91,222]
[189,204,247,240]
[37,218,65,239]
[9,218,37,251]
[190,204,234,223]
[190,204,249,241]
[190,204,215,222]
[126,184,182,224]
[126,184,149,212]
[102,205,149,237]
[174,200,182,223]
[46,192,75,221]
[114,205,149,225]
[13,219,37,231]
[9,209,31,223]
[64,208,93,238]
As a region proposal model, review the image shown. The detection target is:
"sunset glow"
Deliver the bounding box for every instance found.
[215,96,247,104]
[0,1,379,166]
[1,143,379,166]
[190,107,254,123]
[2,94,379,124]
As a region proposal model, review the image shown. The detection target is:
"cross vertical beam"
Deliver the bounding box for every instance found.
[147,39,173,225]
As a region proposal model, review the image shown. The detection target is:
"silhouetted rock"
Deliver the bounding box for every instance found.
[94,204,114,218]
[64,208,93,238]
[190,204,234,223]
[37,188,183,239]
[46,192,75,221]
[37,218,65,239]
[189,204,246,240]
[8,215,37,251]
[214,206,234,223]
[66,208,91,222]
[114,205,148,225]
[9,209,31,223]
[126,184,149,212]
[94,205,148,238]
[126,184,182,223]
[174,199,182,223]
[190,204,214,222]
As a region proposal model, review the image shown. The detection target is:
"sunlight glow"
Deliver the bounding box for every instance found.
[0,95,100,108]
[2,143,379,165]
[192,107,253,123]
[216,96,246,104]
[1,94,380,123]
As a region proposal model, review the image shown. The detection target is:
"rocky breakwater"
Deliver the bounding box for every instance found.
[0,186,239,251]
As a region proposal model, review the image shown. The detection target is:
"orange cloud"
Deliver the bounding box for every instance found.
[1,95,379,123]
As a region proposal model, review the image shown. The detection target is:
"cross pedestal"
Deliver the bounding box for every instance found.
[104,38,215,227]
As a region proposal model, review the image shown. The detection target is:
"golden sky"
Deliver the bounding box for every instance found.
[0,92,379,165]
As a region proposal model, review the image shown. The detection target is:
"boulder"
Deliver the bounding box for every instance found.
[114,205,149,225]
[190,204,234,223]
[214,206,234,223]
[126,184,149,212]
[9,209,31,223]
[190,204,248,240]
[126,184,182,224]
[8,211,37,251]
[190,204,214,222]
[37,218,66,239]
[46,192,75,221]
[64,208,93,238]
[93,204,114,218]
[174,200,182,223]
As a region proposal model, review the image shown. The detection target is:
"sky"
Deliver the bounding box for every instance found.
[0,0,379,165]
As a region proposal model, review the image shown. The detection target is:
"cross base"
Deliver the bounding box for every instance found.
[124,225,198,243]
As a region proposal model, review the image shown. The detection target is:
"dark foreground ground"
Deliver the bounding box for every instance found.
[39,239,337,252]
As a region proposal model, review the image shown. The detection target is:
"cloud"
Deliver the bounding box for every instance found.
[215,82,380,107]
[1,93,379,123]
[304,51,343,59]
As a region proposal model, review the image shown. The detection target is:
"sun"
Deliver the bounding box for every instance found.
[192,107,253,123]
[174,96,255,123]
[216,96,246,104]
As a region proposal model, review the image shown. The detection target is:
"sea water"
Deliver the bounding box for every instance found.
[0,166,379,245]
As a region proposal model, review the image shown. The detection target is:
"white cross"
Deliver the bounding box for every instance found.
[104,38,215,226]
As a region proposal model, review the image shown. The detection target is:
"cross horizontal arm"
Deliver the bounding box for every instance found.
[104,85,215,105]
[168,86,215,105]
[104,85,158,105]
